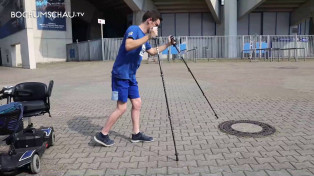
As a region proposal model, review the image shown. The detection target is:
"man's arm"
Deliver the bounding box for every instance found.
[146,42,171,56]
[125,27,158,51]
[125,35,151,51]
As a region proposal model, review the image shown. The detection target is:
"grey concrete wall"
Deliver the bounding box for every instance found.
[175,13,189,36]
[276,12,290,35]
[161,13,216,36]
[263,12,276,35]
[203,13,216,36]
[190,13,202,36]
[236,12,291,35]
[249,13,261,35]
[238,14,248,35]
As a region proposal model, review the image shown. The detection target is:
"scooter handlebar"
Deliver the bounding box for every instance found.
[0,86,14,97]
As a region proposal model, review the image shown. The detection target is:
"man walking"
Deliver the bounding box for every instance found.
[94,10,173,146]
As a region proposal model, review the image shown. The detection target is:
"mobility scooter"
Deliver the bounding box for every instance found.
[0,80,55,174]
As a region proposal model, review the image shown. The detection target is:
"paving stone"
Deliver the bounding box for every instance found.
[197,160,218,167]
[189,166,210,174]
[99,162,119,169]
[138,161,158,168]
[278,150,300,156]
[293,155,314,162]
[204,154,224,160]
[291,161,314,170]
[201,173,222,176]
[147,167,167,175]
[130,156,149,162]
[125,168,147,175]
[76,157,95,164]
[236,157,258,165]
[244,171,268,176]
[260,151,282,157]
[274,156,298,163]
[241,151,262,158]
[186,154,206,161]
[158,161,178,168]
[216,159,237,166]
[177,160,197,167]
[64,169,86,176]
[222,171,246,176]
[255,157,278,164]
[209,165,231,173]
[230,164,253,172]
[287,169,314,176]
[168,167,189,175]
[250,163,274,171]
[84,169,106,176]
[270,162,296,170]
[79,162,100,170]
[105,168,126,176]
[266,169,292,176]
[118,161,138,169]
[58,158,77,164]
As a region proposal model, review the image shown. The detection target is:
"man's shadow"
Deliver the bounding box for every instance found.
[66,116,177,161]
[67,116,130,145]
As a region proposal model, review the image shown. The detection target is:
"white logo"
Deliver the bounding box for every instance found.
[139,44,145,56]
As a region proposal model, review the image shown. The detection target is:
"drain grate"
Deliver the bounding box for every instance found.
[218,120,276,138]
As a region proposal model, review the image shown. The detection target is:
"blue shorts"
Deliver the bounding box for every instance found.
[111,76,140,103]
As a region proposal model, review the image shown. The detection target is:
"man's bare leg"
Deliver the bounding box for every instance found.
[101,101,127,135]
[130,98,141,134]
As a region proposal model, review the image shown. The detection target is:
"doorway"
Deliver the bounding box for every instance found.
[11,44,22,67]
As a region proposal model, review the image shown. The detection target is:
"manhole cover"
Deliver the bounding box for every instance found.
[218,120,276,137]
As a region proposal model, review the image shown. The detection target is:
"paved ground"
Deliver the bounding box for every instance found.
[1,59,314,176]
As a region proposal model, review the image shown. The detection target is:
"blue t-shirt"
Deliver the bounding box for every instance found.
[112,25,152,80]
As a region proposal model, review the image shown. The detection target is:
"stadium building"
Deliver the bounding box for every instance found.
[0,0,313,69]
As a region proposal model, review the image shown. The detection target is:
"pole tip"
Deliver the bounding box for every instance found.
[215,114,219,119]
[175,153,179,161]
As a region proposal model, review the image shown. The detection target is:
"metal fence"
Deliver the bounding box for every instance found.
[66,35,314,61]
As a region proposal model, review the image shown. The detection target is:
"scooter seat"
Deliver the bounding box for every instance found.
[12,81,53,118]
[20,101,48,117]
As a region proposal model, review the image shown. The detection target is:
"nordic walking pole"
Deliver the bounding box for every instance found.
[154,37,179,161]
[170,36,219,119]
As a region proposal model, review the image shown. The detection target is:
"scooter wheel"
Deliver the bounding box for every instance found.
[50,131,55,147]
[30,154,40,174]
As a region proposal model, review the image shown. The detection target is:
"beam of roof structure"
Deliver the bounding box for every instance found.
[253,0,308,12]
[151,0,209,13]
[238,0,266,19]
[205,0,220,23]
[124,0,157,11]
[124,0,142,11]
[291,0,314,25]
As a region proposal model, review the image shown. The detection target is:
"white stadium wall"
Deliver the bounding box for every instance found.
[0,0,73,69]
